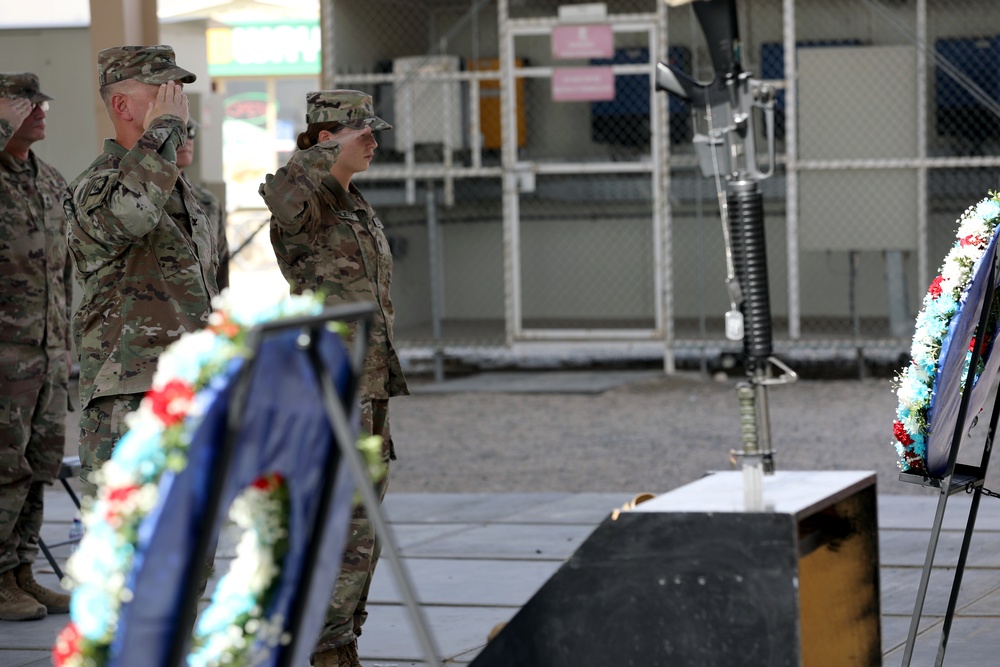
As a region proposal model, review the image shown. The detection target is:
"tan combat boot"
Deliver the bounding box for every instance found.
[0,568,46,621]
[14,563,70,614]
[312,641,362,667]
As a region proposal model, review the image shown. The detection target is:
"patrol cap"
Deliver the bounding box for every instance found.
[97,45,197,87]
[0,72,54,103]
[305,90,391,130]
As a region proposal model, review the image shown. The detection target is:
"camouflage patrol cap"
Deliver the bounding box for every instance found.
[97,45,197,87]
[0,72,54,103]
[305,90,391,130]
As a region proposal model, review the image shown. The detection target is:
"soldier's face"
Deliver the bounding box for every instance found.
[176,135,194,168]
[330,126,377,176]
[10,100,46,145]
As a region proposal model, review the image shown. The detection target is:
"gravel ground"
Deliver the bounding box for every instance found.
[63,373,999,497]
[388,372,1000,497]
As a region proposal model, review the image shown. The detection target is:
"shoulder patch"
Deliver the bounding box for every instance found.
[88,174,111,197]
[74,173,114,213]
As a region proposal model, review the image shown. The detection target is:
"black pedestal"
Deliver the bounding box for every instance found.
[471,471,880,667]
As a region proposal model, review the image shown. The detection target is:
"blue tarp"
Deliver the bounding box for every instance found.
[109,327,357,667]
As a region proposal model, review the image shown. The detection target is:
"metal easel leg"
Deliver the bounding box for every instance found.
[901,486,950,667]
[38,539,64,580]
[934,488,984,666]
[309,340,444,667]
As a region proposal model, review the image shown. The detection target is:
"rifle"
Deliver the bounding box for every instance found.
[656,0,796,508]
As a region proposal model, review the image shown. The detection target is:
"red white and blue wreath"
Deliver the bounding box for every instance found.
[892,193,1000,473]
[52,292,383,667]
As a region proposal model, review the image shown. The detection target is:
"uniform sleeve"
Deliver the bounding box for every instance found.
[216,205,230,290]
[66,115,186,269]
[0,118,12,152]
[258,141,341,232]
[60,180,75,350]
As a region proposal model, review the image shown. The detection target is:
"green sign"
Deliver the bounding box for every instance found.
[208,22,321,76]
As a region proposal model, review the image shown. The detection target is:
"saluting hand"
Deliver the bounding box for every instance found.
[144,81,189,130]
[0,98,32,130]
[313,138,343,172]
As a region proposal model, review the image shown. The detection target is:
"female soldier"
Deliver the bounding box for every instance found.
[259,90,407,667]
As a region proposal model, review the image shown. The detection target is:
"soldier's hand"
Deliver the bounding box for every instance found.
[144,81,189,129]
[310,138,342,172]
[0,97,32,130]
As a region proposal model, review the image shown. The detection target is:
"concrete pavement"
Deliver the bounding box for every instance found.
[6,484,1000,666]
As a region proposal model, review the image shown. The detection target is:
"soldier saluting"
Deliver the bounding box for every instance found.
[65,46,221,498]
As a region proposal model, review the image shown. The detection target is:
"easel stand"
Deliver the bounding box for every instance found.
[899,256,1000,667]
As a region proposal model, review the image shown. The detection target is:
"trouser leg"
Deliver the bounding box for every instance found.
[0,347,48,575]
[314,398,392,652]
[18,349,67,564]
[78,394,143,499]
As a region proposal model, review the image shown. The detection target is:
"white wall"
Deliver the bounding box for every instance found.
[0,27,98,181]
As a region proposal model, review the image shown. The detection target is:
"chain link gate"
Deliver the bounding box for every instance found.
[503,2,669,347]
[316,0,1000,373]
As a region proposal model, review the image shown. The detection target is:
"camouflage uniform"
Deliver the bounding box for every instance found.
[190,181,230,289]
[259,90,407,656]
[0,73,71,577]
[65,46,218,497]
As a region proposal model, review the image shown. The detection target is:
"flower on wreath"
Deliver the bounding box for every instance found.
[891,193,1000,473]
[188,472,292,667]
[52,290,373,667]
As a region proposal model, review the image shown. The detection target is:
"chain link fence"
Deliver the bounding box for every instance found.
[313,0,1000,372]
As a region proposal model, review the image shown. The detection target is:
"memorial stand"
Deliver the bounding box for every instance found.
[899,251,1000,667]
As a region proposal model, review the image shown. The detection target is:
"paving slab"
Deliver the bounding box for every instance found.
[359,604,512,664]
[400,523,596,560]
[880,566,1000,616]
[883,615,1000,666]
[500,492,635,524]
[878,494,1000,531]
[369,558,562,607]
[382,492,569,524]
[388,523,483,551]
[1,651,53,667]
[881,614,940,655]
[879,529,1000,568]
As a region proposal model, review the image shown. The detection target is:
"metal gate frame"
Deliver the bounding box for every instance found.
[498,0,675,371]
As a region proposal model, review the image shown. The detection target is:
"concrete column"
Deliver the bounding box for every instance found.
[87,0,159,148]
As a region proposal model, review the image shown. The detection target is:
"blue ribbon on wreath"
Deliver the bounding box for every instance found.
[926,231,1000,476]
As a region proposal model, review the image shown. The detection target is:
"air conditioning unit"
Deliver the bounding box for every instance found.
[392,55,467,151]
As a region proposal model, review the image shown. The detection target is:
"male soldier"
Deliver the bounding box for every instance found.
[0,73,73,621]
[177,118,229,289]
[66,46,220,498]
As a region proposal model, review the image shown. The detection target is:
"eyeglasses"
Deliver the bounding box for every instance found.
[186,124,197,140]
[32,101,49,112]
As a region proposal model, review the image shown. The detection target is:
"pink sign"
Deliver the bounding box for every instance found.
[552,24,614,60]
[552,67,616,102]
